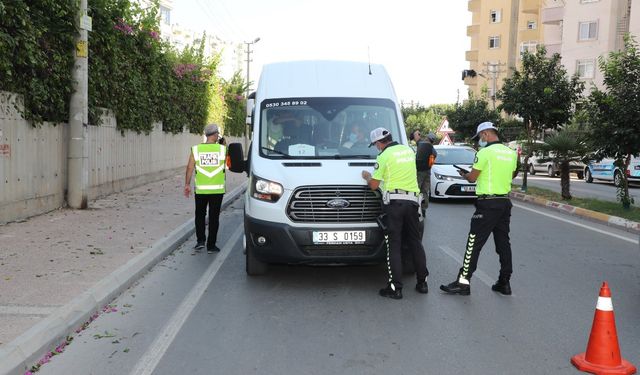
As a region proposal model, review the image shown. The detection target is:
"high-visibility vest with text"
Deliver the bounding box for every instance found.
[192,143,226,194]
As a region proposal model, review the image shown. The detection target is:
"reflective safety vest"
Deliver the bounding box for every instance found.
[192,143,226,194]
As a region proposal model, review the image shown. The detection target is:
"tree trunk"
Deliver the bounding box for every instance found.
[622,155,632,209]
[560,160,571,200]
[522,155,529,192]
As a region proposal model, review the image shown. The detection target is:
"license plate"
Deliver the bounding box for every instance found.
[313,231,366,244]
[461,185,476,192]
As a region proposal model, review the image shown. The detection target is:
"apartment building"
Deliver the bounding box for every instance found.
[138,0,244,79]
[464,0,545,105]
[542,0,632,91]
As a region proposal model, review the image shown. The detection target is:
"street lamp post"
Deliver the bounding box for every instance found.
[244,37,260,153]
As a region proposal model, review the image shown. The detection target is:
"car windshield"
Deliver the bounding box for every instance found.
[259,97,400,159]
[434,147,476,165]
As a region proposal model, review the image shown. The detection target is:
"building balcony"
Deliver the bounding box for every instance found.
[468,0,480,13]
[467,24,480,36]
[521,0,540,14]
[541,6,564,24]
[544,41,561,56]
[464,75,478,86]
[519,28,539,41]
[466,50,479,62]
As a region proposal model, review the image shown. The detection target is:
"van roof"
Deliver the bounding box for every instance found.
[257,60,398,100]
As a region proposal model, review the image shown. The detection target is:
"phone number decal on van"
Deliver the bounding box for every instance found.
[264,100,308,108]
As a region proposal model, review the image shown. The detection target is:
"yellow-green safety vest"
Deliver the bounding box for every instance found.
[192,143,226,194]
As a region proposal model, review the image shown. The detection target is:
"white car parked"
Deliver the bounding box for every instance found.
[430,145,477,199]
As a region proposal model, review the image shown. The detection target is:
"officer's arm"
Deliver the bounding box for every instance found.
[184,153,195,197]
[362,171,381,190]
[512,157,521,179]
[462,168,480,183]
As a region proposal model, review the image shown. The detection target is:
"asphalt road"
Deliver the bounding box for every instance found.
[39,196,640,375]
[514,174,640,206]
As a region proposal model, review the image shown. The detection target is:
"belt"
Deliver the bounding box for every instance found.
[390,189,419,197]
[477,194,509,200]
[388,193,420,203]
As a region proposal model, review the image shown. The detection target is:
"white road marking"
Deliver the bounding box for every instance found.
[512,202,639,245]
[129,226,243,375]
[439,245,497,290]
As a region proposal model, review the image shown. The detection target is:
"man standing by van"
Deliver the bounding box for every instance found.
[362,127,429,300]
[184,124,226,253]
[410,130,437,211]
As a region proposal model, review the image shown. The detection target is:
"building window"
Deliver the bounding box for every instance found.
[490,10,502,23]
[527,21,537,29]
[576,59,596,78]
[579,21,598,40]
[489,36,501,49]
[160,6,171,25]
[520,41,538,54]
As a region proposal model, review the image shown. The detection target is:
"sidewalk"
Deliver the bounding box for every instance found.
[0,170,247,374]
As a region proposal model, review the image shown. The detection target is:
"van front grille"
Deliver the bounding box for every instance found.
[287,185,382,223]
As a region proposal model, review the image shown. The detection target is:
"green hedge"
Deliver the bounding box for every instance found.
[0,0,220,134]
[0,0,76,124]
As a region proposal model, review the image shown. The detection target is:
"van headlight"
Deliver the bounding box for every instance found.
[251,175,283,202]
[434,172,465,181]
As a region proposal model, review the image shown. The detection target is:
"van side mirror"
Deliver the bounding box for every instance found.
[228,143,245,173]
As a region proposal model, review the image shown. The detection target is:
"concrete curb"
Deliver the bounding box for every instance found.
[510,191,640,234]
[0,182,247,375]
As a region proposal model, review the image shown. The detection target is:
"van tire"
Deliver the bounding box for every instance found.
[246,234,268,275]
[585,169,593,183]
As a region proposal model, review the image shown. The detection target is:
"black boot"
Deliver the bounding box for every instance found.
[439,279,470,295]
[379,283,403,299]
[415,281,428,294]
[491,278,512,295]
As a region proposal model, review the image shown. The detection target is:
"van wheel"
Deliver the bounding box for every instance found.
[246,234,268,275]
[528,164,536,175]
[614,170,624,187]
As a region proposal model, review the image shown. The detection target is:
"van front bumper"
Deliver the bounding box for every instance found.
[244,216,386,264]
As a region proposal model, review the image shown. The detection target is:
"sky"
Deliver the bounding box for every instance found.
[172,0,471,107]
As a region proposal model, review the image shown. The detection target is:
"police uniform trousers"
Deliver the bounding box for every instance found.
[459,197,513,281]
[195,193,224,248]
[384,200,429,289]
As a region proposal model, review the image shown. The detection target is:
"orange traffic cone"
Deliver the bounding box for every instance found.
[571,282,637,375]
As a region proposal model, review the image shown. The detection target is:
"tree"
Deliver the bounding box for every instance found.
[585,35,640,209]
[498,46,584,191]
[402,104,453,138]
[538,130,589,200]
[221,72,248,136]
[444,95,500,140]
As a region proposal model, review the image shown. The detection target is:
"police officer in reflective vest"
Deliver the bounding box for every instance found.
[184,124,226,253]
[440,122,519,296]
[362,127,429,300]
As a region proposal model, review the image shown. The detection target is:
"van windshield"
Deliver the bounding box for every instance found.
[259,97,400,159]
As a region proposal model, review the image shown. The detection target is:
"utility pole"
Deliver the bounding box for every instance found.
[68,0,91,208]
[244,37,260,154]
[482,61,506,110]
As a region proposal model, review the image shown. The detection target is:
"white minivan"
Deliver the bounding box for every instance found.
[228,60,411,275]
